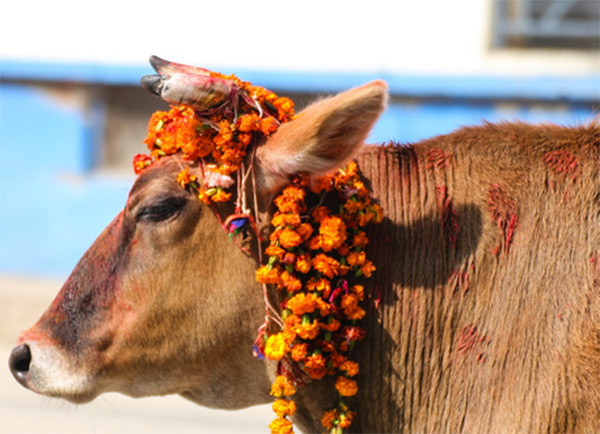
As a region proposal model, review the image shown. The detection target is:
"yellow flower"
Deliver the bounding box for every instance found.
[270,375,296,398]
[272,399,297,418]
[335,376,358,397]
[268,416,294,434]
[264,333,290,360]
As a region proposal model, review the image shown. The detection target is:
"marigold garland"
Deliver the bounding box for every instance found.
[256,164,382,433]
[135,66,383,434]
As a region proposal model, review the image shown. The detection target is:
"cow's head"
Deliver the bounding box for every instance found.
[9,79,387,410]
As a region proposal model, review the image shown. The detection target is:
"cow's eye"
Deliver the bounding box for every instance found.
[136,197,187,223]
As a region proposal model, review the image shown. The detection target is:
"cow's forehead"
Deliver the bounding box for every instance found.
[127,158,188,208]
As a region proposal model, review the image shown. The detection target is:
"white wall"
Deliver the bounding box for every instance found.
[2,0,598,76]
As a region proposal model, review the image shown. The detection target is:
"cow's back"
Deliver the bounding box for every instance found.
[354,122,599,433]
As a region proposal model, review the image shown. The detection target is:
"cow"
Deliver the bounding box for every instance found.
[8,74,600,433]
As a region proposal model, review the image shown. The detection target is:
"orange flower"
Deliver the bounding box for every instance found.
[352,231,369,248]
[176,167,197,188]
[371,203,384,223]
[293,319,320,340]
[256,265,282,285]
[278,229,303,249]
[268,416,294,434]
[304,353,327,379]
[211,188,232,202]
[321,319,341,332]
[321,409,339,431]
[310,175,333,194]
[133,154,152,174]
[237,113,261,132]
[306,235,323,251]
[340,360,359,377]
[319,216,347,251]
[280,271,302,292]
[344,199,366,213]
[338,411,356,429]
[360,260,376,278]
[352,284,365,300]
[335,376,358,397]
[340,293,366,320]
[265,245,286,258]
[306,277,331,294]
[260,117,279,135]
[294,255,311,274]
[272,399,297,418]
[291,343,308,362]
[272,212,301,228]
[311,206,330,223]
[295,223,314,241]
[312,254,340,279]
[346,250,366,267]
[286,293,319,316]
[265,333,290,360]
[197,189,211,205]
[270,375,296,398]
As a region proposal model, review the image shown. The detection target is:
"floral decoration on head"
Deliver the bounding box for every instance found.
[135,59,383,433]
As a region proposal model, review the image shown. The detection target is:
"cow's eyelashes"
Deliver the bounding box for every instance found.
[136,197,187,223]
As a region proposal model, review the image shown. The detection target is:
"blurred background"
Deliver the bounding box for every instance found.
[0,0,599,432]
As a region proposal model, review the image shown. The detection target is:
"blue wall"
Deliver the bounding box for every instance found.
[0,83,131,276]
[1,60,598,277]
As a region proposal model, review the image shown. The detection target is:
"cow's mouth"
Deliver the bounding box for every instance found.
[8,340,99,403]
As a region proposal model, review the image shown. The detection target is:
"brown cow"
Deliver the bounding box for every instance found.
[9,79,600,433]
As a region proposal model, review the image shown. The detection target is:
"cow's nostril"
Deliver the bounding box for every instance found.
[9,344,32,386]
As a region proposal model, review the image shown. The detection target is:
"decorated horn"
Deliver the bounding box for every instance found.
[141,56,237,113]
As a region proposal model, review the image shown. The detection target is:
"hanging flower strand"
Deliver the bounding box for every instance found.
[135,61,383,434]
[257,164,383,433]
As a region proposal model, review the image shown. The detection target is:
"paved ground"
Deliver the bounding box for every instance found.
[0,275,272,434]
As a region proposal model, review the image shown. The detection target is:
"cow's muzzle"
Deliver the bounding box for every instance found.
[9,343,32,387]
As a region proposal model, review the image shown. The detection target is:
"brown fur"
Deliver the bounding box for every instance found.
[12,81,600,433]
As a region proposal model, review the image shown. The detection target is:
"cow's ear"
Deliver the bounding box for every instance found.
[256,80,388,193]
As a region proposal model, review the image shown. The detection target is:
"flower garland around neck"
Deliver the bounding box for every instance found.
[134,67,383,434]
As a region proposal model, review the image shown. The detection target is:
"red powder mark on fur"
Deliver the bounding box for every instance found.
[590,255,600,273]
[426,149,452,171]
[435,185,460,249]
[488,184,518,256]
[456,325,490,363]
[543,150,581,183]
